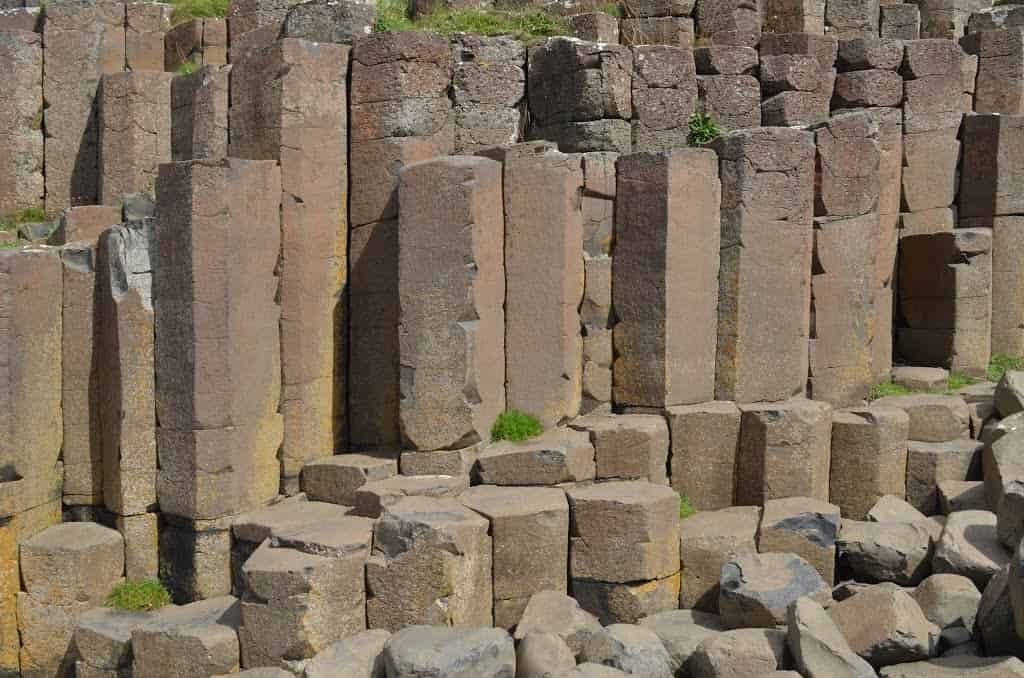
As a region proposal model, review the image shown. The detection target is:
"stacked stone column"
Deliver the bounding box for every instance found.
[694,0,760,46]
[763,0,824,33]
[165,17,228,71]
[694,45,760,133]
[0,28,42,218]
[581,152,616,414]
[620,0,694,46]
[126,1,169,72]
[154,159,283,601]
[230,38,349,492]
[451,35,525,153]
[759,33,837,127]
[881,3,921,39]
[528,37,633,154]
[171,64,230,161]
[631,45,698,152]
[349,31,453,450]
[808,112,880,405]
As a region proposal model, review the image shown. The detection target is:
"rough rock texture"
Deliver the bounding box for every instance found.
[689,628,787,677]
[679,506,759,612]
[171,64,230,162]
[475,428,595,486]
[906,439,982,515]
[639,610,724,676]
[302,629,390,678]
[630,46,698,152]
[871,394,970,443]
[514,590,603,658]
[516,632,575,678]
[933,510,1008,588]
[569,414,669,484]
[962,28,1024,114]
[830,407,910,520]
[0,29,43,216]
[451,35,524,152]
[665,401,740,510]
[579,624,674,678]
[788,597,876,678]
[837,519,934,585]
[828,586,939,668]
[383,626,514,678]
[718,552,831,629]
[300,453,397,506]
[131,596,241,678]
[913,573,981,631]
[352,474,469,519]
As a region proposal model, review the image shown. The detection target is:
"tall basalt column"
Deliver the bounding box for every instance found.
[397,156,505,450]
[614,149,720,409]
[230,38,349,491]
[498,142,583,427]
[154,159,282,522]
[712,127,815,403]
[99,71,172,206]
[0,29,43,217]
[171,64,230,161]
[42,0,125,213]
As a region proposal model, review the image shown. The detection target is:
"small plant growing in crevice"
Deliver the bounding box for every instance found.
[106,579,172,611]
[989,354,1024,383]
[679,495,696,519]
[491,410,543,442]
[687,111,722,146]
[175,60,198,76]
[868,380,910,401]
[170,0,229,24]
[947,372,978,392]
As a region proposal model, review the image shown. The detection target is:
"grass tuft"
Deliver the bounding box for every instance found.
[869,380,911,400]
[106,579,172,611]
[989,355,1024,384]
[176,60,198,76]
[688,111,722,146]
[947,372,979,391]
[0,207,46,232]
[375,0,568,39]
[170,0,229,24]
[491,410,544,442]
[679,495,697,519]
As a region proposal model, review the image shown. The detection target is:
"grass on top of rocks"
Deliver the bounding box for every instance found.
[376,0,568,39]
[106,579,172,611]
[989,354,1024,383]
[491,409,544,442]
[0,207,45,232]
[687,111,722,146]
[679,495,697,519]
[868,356,1024,401]
[170,0,229,24]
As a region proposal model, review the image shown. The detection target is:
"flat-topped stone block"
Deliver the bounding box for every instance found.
[131,596,241,678]
[475,428,595,486]
[352,474,469,518]
[300,453,398,506]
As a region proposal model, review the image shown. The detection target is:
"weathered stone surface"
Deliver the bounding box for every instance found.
[527,37,632,127]
[302,629,390,678]
[760,54,823,94]
[697,74,761,130]
[573,573,680,626]
[514,590,603,657]
[42,0,125,213]
[397,156,504,449]
[826,0,878,37]
[901,125,960,207]
[231,496,351,545]
[834,68,904,107]
[366,496,491,630]
[498,143,581,427]
[98,71,171,206]
[906,439,982,514]
[117,512,158,580]
[880,656,1024,677]
[976,563,1024,656]
[98,219,156,517]
[0,29,42,217]
[720,551,832,630]
[301,453,397,506]
[998,479,1024,550]
[893,366,950,391]
[352,474,469,518]
[679,506,759,612]
[761,33,839,72]
[50,205,121,246]
[614,150,719,409]
[837,519,934,585]
[154,159,282,519]
[126,2,169,71]
[736,399,832,505]
[689,628,787,677]
[516,632,575,678]
[665,401,740,511]
[132,596,241,678]
[933,510,1008,588]
[788,597,876,678]
[171,64,229,162]
[984,218,1024,356]
[694,0,760,46]
[961,28,1024,115]
[913,573,981,631]
[569,12,620,43]
[0,247,62,519]
[475,427,595,486]
[763,0,825,33]
[713,128,815,402]
[831,407,910,520]
[165,18,228,71]
[0,517,17,675]
[758,497,839,583]
[996,371,1024,418]
[74,607,148,675]
[829,586,939,667]
[451,35,524,152]
[630,45,697,152]
[873,394,971,442]
[528,118,632,154]
[281,0,375,43]
[837,37,904,71]
[881,3,920,40]
[694,46,758,75]
[383,626,514,678]
[160,515,232,603]
[460,485,569,629]
[960,114,1024,223]
[567,414,667,485]
[400,446,478,477]
[638,610,723,676]
[580,624,674,678]
[567,480,679,583]
[938,480,987,513]
[869,494,929,523]
[620,16,693,47]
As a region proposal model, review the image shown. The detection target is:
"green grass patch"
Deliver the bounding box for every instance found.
[375,0,568,39]
[688,111,722,146]
[869,380,911,400]
[989,355,1024,383]
[0,240,21,249]
[176,60,198,76]
[0,207,45,232]
[170,0,229,24]
[679,495,696,519]
[947,372,979,391]
[491,410,544,442]
[106,579,172,611]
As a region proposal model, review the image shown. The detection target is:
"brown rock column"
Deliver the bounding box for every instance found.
[349,31,452,450]
[830,406,909,520]
[694,0,761,46]
[713,127,815,403]
[153,158,282,522]
[580,152,616,415]
[452,35,525,153]
[398,156,505,450]
[961,26,1024,114]
[230,38,348,491]
[496,142,583,426]
[614,149,720,409]
[763,0,825,33]
[165,18,228,71]
[0,29,43,218]
[171,64,230,161]
[99,71,172,205]
[126,1,170,72]
[631,45,698,152]
[809,111,880,406]
[42,0,125,213]
[759,33,837,127]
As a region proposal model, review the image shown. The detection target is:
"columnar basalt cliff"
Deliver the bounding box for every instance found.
[4,0,1024,674]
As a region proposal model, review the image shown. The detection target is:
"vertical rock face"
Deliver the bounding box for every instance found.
[830,407,910,520]
[614,149,720,409]
[99,219,157,517]
[42,0,125,213]
[171,64,230,161]
[126,1,170,72]
[0,248,62,520]
[880,4,920,39]
[736,399,832,505]
[499,143,582,427]
[60,243,101,506]
[694,0,761,46]
[713,127,815,403]
[154,159,282,520]
[898,228,993,377]
[99,71,172,206]
[451,35,525,152]
[230,38,349,487]
[0,29,42,216]
[989,217,1024,356]
[960,114,1024,220]
[962,28,1024,114]
[763,0,825,33]
[398,156,505,450]
[758,33,837,127]
[631,45,698,152]
[666,401,741,510]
